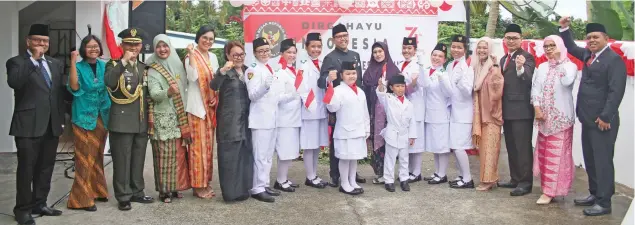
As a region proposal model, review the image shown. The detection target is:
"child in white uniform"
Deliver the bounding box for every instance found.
[376,74,417,192]
[324,61,370,195]
[298,33,329,189]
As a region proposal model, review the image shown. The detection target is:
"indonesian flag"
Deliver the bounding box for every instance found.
[323,81,334,104]
[103,2,124,60]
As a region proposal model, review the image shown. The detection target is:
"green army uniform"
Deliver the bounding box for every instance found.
[104,28,154,209]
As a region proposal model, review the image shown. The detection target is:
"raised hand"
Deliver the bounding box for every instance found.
[32,46,45,60]
[328,70,337,82]
[186,43,195,54]
[70,50,79,62]
[515,55,526,70]
[123,50,136,62]
[559,16,571,28]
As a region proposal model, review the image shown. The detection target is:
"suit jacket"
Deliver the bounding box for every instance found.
[104,60,149,134]
[7,53,66,137]
[500,49,536,120]
[560,29,627,127]
[318,48,363,89]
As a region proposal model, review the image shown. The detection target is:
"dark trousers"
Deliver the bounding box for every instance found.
[14,123,59,213]
[109,131,148,202]
[328,112,340,179]
[217,139,254,202]
[581,120,618,208]
[503,119,534,189]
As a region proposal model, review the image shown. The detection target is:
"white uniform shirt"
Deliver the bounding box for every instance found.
[419,65,451,123]
[274,66,302,128]
[444,56,474,124]
[398,57,426,122]
[244,61,284,129]
[376,87,417,149]
[325,85,370,139]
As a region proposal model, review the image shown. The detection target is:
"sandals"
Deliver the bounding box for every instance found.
[194,187,215,199]
[159,193,172,203]
[172,192,184,199]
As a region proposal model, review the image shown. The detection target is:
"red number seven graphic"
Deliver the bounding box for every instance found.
[405,27,419,45]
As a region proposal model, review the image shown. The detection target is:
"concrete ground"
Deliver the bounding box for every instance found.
[0,137,631,225]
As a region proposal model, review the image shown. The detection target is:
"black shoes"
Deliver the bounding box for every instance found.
[251,192,275,203]
[274,181,296,192]
[339,187,363,195]
[423,173,438,181]
[583,204,612,216]
[385,183,396,192]
[265,187,281,196]
[408,173,422,183]
[14,211,35,225]
[400,181,410,191]
[32,206,62,216]
[574,195,597,206]
[450,180,475,189]
[305,177,328,189]
[428,175,448,184]
[497,181,518,189]
[510,187,532,196]
[130,195,155,204]
[118,201,131,211]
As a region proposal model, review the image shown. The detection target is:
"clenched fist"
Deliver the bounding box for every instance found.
[70,50,79,61]
[559,16,571,29]
[515,55,526,70]
[328,70,337,82]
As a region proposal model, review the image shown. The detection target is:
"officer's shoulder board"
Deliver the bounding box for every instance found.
[109,59,118,67]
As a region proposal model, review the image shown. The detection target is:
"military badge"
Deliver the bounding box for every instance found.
[251,63,257,68]
[458,36,463,41]
[248,72,254,80]
[408,39,412,44]
[131,28,137,37]
[353,63,356,69]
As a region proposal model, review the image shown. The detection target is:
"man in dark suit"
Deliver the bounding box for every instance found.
[497,24,536,197]
[559,18,626,216]
[104,28,154,211]
[317,24,366,187]
[6,24,65,225]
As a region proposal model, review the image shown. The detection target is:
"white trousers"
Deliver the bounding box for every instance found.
[383,144,410,184]
[250,128,276,194]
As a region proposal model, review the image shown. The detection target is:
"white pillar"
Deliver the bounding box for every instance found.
[0,2,21,152]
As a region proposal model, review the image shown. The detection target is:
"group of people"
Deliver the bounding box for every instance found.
[7,15,625,225]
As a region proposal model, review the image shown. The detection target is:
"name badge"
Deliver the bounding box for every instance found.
[123,69,133,78]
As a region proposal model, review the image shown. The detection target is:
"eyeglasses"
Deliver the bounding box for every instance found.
[505,36,520,41]
[86,45,100,50]
[232,53,246,58]
[255,49,270,55]
[543,44,556,50]
[200,36,215,42]
[333,34,349,40]
[29,37,49,43]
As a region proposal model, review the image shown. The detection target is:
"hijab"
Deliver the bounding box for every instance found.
[362,42,399,87]
[472,37,494,91]
[544,35,569,65]
[145,34,187,79]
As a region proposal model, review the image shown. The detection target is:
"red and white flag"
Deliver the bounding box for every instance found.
[103,4,123,60]
[323,81,334,105]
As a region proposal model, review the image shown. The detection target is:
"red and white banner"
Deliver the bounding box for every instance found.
[241,0,465,73]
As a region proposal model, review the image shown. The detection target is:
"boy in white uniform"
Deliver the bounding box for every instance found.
[245,37,283,202]
[376,74,417,192]
[298,33,329,189]
[324,61,369,195]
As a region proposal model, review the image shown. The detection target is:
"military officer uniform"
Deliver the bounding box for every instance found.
[104,28,154,210]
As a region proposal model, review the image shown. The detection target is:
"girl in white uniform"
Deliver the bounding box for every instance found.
[397,37,426,182]
[273,38,303,192]
[298,33,329,189]
[245,37,283,202]
[415,43,451,185]
[445,35,475,189]
[325,61,370,195]
[376,74,417,192]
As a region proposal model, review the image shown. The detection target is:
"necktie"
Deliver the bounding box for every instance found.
[453,61,459,69]
[429,68,436,76]
[401,61,410,72]
[587,53,596,66]
[288,66,296,75]
[37,59,52,88]
[312,59,320,70]
[397,96,404,103]
[265,64,273,74]
[504,54,512,68]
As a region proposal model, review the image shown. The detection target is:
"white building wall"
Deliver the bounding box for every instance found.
[0,2,21,153]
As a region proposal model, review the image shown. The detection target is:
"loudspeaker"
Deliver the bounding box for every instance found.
[129,1,166,54]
